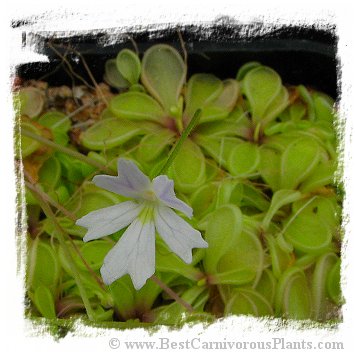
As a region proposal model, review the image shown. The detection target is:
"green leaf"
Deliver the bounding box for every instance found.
[57,242,84,277]
[261,189,302,230]
[266,235,293,278]
[129,83,146,93]
[326,258,342,305]
[55,152,87,184]
[201,79,240,122]
[52,151,95,184]
[298,85,315,121]
[311,122,336,139]
[294,254,318,269]
[185,74,223,120]
[109,276,137,320]
[109,92,165,122]
[236,61,262,81]
[242,215,263,236]
[134,275,166,313]
[196,119,240,138]
[311,252,338,320]
[263,86,289,125]
[291,196,340,234]
[38,156,62,191]
[17,87,44,118]
[280,137,321,189]
[51,185,70,205]
[276,127,331,150]
[299,160,335,193]
[313,94,334,123]
[137,129,175,162]
[155,239,201,281]
[204,158,220,182]
[26,187,39,205]
[283,202,332,254]
[289,101,307,121]
[49,217,87,238]
[228,142,260,178]
[91,306,114,322]
[68,268,110,305]
[212,79,240,109]
[153,286,207,325]
[211,269,256,285]
[225,288,273,317]
[229,182,244,206]
[230,106,253,139]
[204,204,243,273]
[275,267,312,319]
[263,132,295,152]
[20,122,42,158]
[80,160,96,177]
[87,151,117,172]
[68,189,121,220]
[104,59,130,89]
[242,66,282,123]
[116,49,141,85]
[28,239,60,294]
[53,131,69,146]
[239,183,270,212]
[256,269,277,304]
[38,111,71,132]
[80,117,143,150]
[169,139,206,193]
[37,111,71,145]
[215,180,240,208]
[141,44,186,112]
[79,240,113,270]
[33,285,57,318]
[195,135,243,167]
[264,121,296,136]
[258,146,281,192]
[190,182,218,218]
[213,230,264,285]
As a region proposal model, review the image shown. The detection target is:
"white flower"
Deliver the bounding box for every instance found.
[76,158,208,290]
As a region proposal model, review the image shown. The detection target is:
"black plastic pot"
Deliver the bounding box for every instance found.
[17,24,338,97]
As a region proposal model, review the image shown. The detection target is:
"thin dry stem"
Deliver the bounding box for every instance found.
[25,180,77,221]
[48,42,95,90]
[59,43,109,106]
[150,275,194,313]
[177,30,187,65]
[128,36,139,55]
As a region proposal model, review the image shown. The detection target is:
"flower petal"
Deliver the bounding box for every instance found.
[93,159,151,199]
[152,175,193,218]
[76,201,142,242]
[154,206,208,264]
[100,218,156,289]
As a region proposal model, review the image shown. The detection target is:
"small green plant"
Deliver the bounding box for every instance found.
[18,43,342,329]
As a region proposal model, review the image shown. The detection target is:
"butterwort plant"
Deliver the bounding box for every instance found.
[21,42,342,324]
[76,158,208,290]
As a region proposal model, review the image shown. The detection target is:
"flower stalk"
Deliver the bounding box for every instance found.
[21,127,115,175]
[157,108,201,176]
